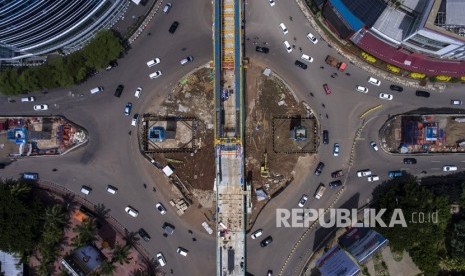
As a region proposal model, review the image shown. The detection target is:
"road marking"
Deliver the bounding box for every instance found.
[460,161,465,162]
[431,160,440,163]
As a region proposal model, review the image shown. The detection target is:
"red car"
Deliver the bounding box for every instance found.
[323,84,331,95]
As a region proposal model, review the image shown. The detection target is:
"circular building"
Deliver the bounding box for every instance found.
[0,0,128,64]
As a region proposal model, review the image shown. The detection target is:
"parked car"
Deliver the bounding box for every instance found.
[125,206,139,217]
[314,162,325,176]
[390,85,403,92]
[176,247,188,256]
[356,85,368,93]
[415,90,430,98]
[105,60,118,71]
[169,21,179,33]
[367,77,381,86]
[134,87,143,98]
[149,71,162,79]
[33,104,48,111]
[301,54,313,63]
[379,93,393,100]
[283,41,292,53]
[294,60,307,70]
[162,222,175,235]
[146,58,160,67]
[124,102,132,116]
[388,170,403,178]
[307,32,318,44]
[443,165,458,172]
[138,228,151,242]
[21,96,35,102]
[403,158,417,164]
[260,236,273,247]
[368,175,380,182]
[323,84,331,95]
[251,229,263,239]
[106,185,118,194]
[451,99,462,105]
[298,195,308,207]
[256,46,269,53]
[114,84,124,97]
[329,180,343,188]
[156,252,166,266]
[331,170,343,178]
[156,202,167,215]
[357,169,372,177]
[23,172,39,180]
[333,143,340,156]
[322,130,329,144]
[163,2,172,13]
[180,56,194,65]
[80,185,92,195]
[370,141,379,151]
[279,23,288,34]
[269,0,275,6]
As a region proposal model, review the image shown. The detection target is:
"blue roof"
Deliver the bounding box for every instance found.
[329,0,365,31]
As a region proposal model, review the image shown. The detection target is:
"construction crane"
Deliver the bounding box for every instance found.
[260,151,270,178]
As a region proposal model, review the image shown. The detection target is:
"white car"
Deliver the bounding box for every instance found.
[451,100,462,105]
[367,77,381,86]
[134,87,142,98]
[156,252,166,267]
[356,86,368,93]
[307,32,318,44]
[131,114,139,127]
[283,41,292,53]
[149,71,162,79]
[163,3,172,13]
[333,143,340,156]
[176,247,188,256]
[357,170,372,177]
[146,58,160,67]
[21,96,35,102]
[368,175,380,182]
[298,195,308,207]
[156,202,167,215]
[125,206,139,217]
[370,141,379,151]
[443,166,458,172]
[33,104,48,111]
[301,54,314,63]
[379,93,393,101]
[269,0,275,6]
[279,23,288,34]
[251,229,263,239]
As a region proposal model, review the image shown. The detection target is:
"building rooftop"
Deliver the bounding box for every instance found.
[372,6,415,43]
[445,0,465,25]
[0,251,23,276]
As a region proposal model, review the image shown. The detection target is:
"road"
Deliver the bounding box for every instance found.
[0,0,215,275]
[1,0,465,275]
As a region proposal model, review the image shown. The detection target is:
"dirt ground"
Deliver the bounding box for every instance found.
[245,64,314,212]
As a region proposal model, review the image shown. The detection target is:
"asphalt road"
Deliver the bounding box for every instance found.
[0,0,214,275]
[2,0,465,275]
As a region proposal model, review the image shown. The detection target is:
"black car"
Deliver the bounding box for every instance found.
[415,90,430,98]
[114,85,124,97]
[294,60,307,70]
[256,46,269,54]
[322,130,329,144]
[314,162,325,176]
[389,85,403,92]
[329,180,343,188]
[169,21,179,33]
[331,170,343,178]
[403,158,417,164]
[138,228,151,242]
[260,236,273,247]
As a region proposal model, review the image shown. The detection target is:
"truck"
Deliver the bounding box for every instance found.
[325,55,347,71]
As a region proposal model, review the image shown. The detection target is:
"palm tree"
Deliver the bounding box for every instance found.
[99,260,116,275]
[9,181,31,198]
[93,203,110,222]
[71,218,97,248]
[44,204,67,228]
[111,244,132,265]
[62,192,78,212]
[123,230,140,249]
[136,257,160,276]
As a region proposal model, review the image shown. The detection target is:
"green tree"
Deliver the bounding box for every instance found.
[111,244,132,265]
[43,204,67,228]
[99,260,116,275]
[82,30,123,69]
[448,220,465,259]
[0,68,22,95]
[72,218,97,248]
[123,230,140,249]
[93,203,110,222]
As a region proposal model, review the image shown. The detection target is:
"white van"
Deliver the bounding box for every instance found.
[21,96,35,102]
[314,184,326,199]
[80,185,92,195]
[106,185,118,194]
[90,87,104,94]
[176,247,188,256]
[156,252,166,266]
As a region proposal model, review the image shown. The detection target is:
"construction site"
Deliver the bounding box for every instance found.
[381,114,465,153]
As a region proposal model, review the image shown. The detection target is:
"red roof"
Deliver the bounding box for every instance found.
[356,31,465,77]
